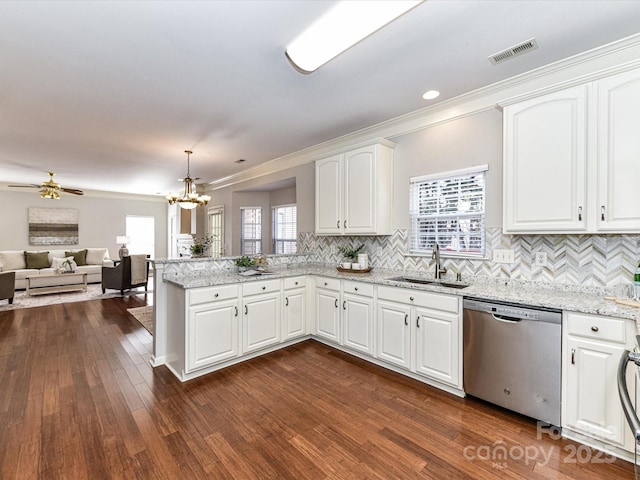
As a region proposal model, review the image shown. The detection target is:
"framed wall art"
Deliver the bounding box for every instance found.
[28,207,79,245]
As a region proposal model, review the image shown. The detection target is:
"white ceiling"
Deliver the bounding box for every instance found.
[1,0,640,197]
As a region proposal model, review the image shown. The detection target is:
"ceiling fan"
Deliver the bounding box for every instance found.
[9,172,84,199]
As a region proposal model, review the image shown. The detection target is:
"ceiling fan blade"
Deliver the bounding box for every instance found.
[61,188,84,195]
[8,183,40,188]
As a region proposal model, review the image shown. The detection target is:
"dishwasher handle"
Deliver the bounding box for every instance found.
[492,313,522,323]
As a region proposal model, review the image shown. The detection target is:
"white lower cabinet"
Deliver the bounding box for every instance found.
[342,281,375,355]
[562,311,636,454]
[414,305,460,387]
[185,285,241,373]
[376,300,412,369]
[242,279,281,354]
[376,285,462,389]
[315,277,341,343]
[283,276,307,340]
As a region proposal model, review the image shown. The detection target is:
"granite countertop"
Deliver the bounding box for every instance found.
[162,264,640,322]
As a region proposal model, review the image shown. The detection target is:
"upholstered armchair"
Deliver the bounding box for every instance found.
[101,254,149,295]
[0,271,16,304]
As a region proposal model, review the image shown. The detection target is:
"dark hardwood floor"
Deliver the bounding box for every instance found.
[0,296,635,479]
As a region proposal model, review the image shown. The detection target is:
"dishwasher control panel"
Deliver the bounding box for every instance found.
[464,298,562,324]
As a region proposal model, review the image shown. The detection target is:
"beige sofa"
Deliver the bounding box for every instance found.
[0,248,114,290]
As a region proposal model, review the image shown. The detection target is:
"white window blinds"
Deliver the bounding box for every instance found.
[272,205,297,254]
[409,166,487,257]
[241,207,262,255]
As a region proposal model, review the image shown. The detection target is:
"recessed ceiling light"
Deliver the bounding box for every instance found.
[422,90,440,100]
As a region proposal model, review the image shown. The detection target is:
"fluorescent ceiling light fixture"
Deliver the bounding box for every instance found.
[286,0,424,74]
[422,90,440,100]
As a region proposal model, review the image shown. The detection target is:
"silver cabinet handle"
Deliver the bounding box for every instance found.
[234,306,238,317]
[343,300,346,310]
[601,205,606,221]
[416,316,420,328]
[354,287,358,292]
[591,326,599,332]
[404,314,408,326]
[244,305,248,315]
[334,298,338,308]
[285,297,289,307]
[410,296,414,302]
[344,220,347,229]
[571,348,575,365]
[578,206,582,221]
[295,281,299,285]
[214,293,219,298]
[337,220,340,228]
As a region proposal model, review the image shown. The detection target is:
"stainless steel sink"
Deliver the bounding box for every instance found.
[387,276,469,289]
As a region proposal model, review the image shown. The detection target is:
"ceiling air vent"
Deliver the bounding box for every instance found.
[488,38,538,65]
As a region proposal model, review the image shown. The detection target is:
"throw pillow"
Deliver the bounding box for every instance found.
[85,248,108,265]
[0,251,27,270]
[65,249,87,266]
[51,256,75,270]
[24,251,51,269]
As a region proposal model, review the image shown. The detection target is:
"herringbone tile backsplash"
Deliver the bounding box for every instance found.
[299,228,640,289]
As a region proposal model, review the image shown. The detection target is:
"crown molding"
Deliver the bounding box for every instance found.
[208,32,640,191]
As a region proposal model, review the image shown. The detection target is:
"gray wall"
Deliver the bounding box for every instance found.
[0,189,168,259]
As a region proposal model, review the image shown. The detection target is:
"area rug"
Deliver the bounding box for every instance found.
[127,305,153,334]
[0,284,150,312]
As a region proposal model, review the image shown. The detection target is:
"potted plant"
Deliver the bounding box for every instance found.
[190,235,214,257]
[338,244,365,262]
[234,255,255,272]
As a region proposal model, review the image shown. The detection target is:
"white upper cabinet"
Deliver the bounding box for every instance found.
[596,68,640,231]
[503,85,588,233]
[315,141,394,235]
[502,67,640,234]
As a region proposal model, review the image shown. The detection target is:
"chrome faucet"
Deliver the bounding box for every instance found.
[432,243,447,280]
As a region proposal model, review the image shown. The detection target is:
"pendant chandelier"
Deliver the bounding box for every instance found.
[165,150,211,210]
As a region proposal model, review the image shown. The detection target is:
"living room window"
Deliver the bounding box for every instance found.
[241,207,262,255]
[125,215,155,258]
[409,165,487,258]
[272,204,297,254]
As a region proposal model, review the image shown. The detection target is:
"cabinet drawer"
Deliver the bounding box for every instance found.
[377,285,459,313]
[243,279,281,296]
[316,276,340,291]
[284,276,306,290]
[189,284,239,306]
[343,280,373,297]
[566,312,627,343]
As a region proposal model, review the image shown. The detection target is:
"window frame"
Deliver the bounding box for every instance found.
[240,207,262,255]
[409,165,488,259]
[272,204,297,254]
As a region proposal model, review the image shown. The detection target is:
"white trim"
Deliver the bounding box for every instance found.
[410,164,488,184]
[207,33,640,190]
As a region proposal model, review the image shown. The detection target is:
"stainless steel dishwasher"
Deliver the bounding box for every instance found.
[463,297,562,426]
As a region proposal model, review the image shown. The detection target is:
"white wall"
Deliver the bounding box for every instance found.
[0,189,169,259]
[390,108,504,229]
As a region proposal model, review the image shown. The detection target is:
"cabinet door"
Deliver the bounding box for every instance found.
[315,155,342,234]
[342,293,374,355]
[242,292,281,354]
[503,85,588,232]
[315,288,341,342]
[283,288,306,340]
[564,337,632,449]
[343,146,376,233]
[414,307,460,387]
[376,300,411,370]
[596,68,640,231]
[187,299,239,372]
